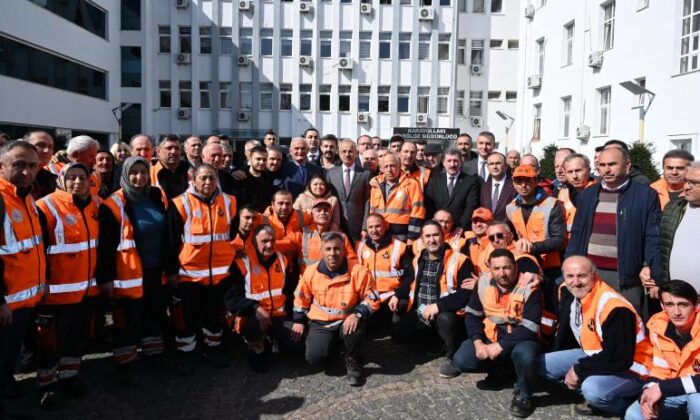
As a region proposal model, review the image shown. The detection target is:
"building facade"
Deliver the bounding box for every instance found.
[514,0,700,161]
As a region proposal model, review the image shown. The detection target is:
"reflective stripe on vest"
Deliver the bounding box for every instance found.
[41,195,100,255]
[506,198,559,239]
[113,278,143,290]
[181,193,232,244]
[595,291,646,345]
[444,250,460,293]
[179,265,229,278]
[243,253,286,301]
[357,240,405,278]
[48,279,97,294]
[313,303,351,316]
[4,284,43,304]
[110,195,137,252]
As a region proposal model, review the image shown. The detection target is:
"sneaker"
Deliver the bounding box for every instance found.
[203,348,230,369]
[247,350,269,373]
[176,353,196,376]
[573,402,601,417]
[39,389,61,411]
[60,376,89,398]
[510,393,533,418]
[438,358,461,378]
[115,364,139,386]
[345,357,365,387]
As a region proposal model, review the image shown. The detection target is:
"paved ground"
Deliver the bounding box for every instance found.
[10,333,608,420]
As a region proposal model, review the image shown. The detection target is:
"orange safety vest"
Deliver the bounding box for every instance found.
[261,206,311,239]
[463,232,489,274]
[234,251,287,317]
[646,310,700,380]
[557,180,597,233]
[369,173,425,228]
[505,196,563,269]
[406,248,468,311]
[0,178,46,310]
[357,238,407,299]
[37,190,101,305]
[293,262,379,322]
[578,279,651,378]
[289,225,357,273]
[406,166,431,192]
[650,179,681,211]
[412,230,466,255]
[173,190,237,285]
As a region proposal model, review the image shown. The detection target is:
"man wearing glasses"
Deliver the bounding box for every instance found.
[475,222,541,277]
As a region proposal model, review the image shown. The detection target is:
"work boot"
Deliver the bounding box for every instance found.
[203,347,230,369]
[345,357,364,387]
[510,392,533,418]
[438,358,461,378]
[39,386,62,411]
[115,363,139,386]
[247,350,269,373]
[60,376,89,398]
[176,352,196,376]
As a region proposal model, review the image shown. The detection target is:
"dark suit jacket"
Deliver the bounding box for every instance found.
[327,165,370,243]
[480,176,517,222]
[280,160,324,199]
[425,171,480,229]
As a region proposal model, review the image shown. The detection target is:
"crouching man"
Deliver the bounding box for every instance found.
[292,232,380,386]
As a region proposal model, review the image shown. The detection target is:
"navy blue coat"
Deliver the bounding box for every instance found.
[280,160,324,199]
[565,180,661,286]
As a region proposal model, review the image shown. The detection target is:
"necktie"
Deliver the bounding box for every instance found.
[448,176,455,197]
[344,168,352,196]
[491,182,500,212]
[479,161,487,181]
[300,164,307,185]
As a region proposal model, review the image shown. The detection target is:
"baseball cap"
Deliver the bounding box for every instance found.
[312,198,332,208]
[472,207,494,223]
[512,164,538,178]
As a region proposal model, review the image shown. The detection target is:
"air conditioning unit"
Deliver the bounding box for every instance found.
[357,112,370,123]
[527,74,542,89]
[416,113,429,124]
[471,64,482,75]
[524,4,535,19]
[238,111,250,122]
[239,0,251,11]
[299,55,312,66]
[471,116,483,127]
[237,55,250,66]
[299,1,311,13]
[588,51,604,68]
[176,53,190,64]
[177,108,190,120]
[360,4,372,14]
[176,0,189,9]
[576,125,591,140]
[419,6,435,20]
[338,57,353,70]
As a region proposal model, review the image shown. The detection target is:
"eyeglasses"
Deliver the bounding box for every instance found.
[488,233,506,242]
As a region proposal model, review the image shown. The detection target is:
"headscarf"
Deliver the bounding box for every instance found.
[58,162,91,193]
[120,156,151,203]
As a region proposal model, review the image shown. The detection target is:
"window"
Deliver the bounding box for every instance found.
[456,90,465,115]
[121,103,141,140]
[438,34,451,60]
[300,84,312,111]
[490,39,503,49]
[159,26,171,53]
[319,85,331,111]
[121,0,140,31]
[399,33,411,59]
[200,27,212,54]
[418,87,430,113]
[121,46,141,87]
[457,40,467,64]
[505,91,517,101]
[300,30,313,56]
[563,22,574,65]
[378,86,390,113]
[220,82,231,109]
[473,0,485,13]
[159,81,171,108]
[220,28,233,55]
[320,31,332,58]
[598,87,611,135]
[340,31,352,57]
[469,91,482,116]
[671,138,693,151]
[458,0,467,12]
[179,81,192,108]
[532,104,541,140]
[419,33,431,60]
[179,26,191,53]
[240,82,253,110]
[508,39,519,49]
[239,28,253,56]
[260,83,273,111]
[379,32,392,59]
[30,0,107,38]
[680,0,700,73]
[200,81,211,109]
[488,91,501,101]
[280,84,292,110]
[360,32,372,59]
[401,0,412,4]
[490,0,503,13]
[440,0,451,5]
[281,30,293,57]
[380,0,392,3]
[260,29,273,56]
[561,96,571,137]
[398,86,410,113]
[471,40,484,64]
[437,87,449,114]
[358,86,371,112]
[536,38,545,75]
[602,1,615,50]
[339,85,351,111]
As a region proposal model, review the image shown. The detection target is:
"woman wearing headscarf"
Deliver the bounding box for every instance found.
[97,156,169,384]
[35,163,101,409]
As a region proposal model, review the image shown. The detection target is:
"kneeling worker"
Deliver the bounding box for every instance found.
[292,232,380,386]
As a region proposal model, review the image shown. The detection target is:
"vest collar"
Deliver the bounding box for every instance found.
[365,232,393,249]
[317,259,349,278]
[515,187,546,206]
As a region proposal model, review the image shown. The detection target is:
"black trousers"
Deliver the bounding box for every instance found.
[240,316,304,353]
[391,309,464,358]
[140,268,168,355]
[173,280,229,354]
[0,307,33,390]
[305,319,366,365]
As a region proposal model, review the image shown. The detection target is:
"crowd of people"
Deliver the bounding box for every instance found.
[0,128,699,419]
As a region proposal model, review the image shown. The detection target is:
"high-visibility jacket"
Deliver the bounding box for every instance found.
[412,230,466,255]
[646,309,700,380]
[0,178,46,310]
[578,278,651,378]
[234,251,287,318]
[260,206,312,258]
[287,224,357,273]
[103,189,168,299]
[462,232,489,273]
[651,178,680,211]
[406,248,468,311]
[173,189,237,285]
[557,180,597,233]
[294,262,379,322]
[406,166,431,192]
[37,190,100,305]
[357,237,407,299]
[506,196,563,269]
[49,162,101,197]
[369,173,425,239]
[46,162,62,177]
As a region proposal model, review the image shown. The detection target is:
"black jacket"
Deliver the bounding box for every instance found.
[424,171,480,230]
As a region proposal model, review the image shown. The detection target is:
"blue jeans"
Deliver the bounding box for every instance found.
[625,393,700,420]
[453,337,540,398]
[539,348,645,416]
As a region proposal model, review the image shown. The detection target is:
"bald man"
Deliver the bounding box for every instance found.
[202,142,237,196]
[280,137,324,199]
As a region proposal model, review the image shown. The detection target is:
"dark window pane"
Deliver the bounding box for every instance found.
[261,39,273,55]
[121,103,142,140]
[160,91,171,108]
[339,95,350,111]
[121,0,141,30]
[121,46,141,87]
[30,0,107,38]
[319,94,330,111]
